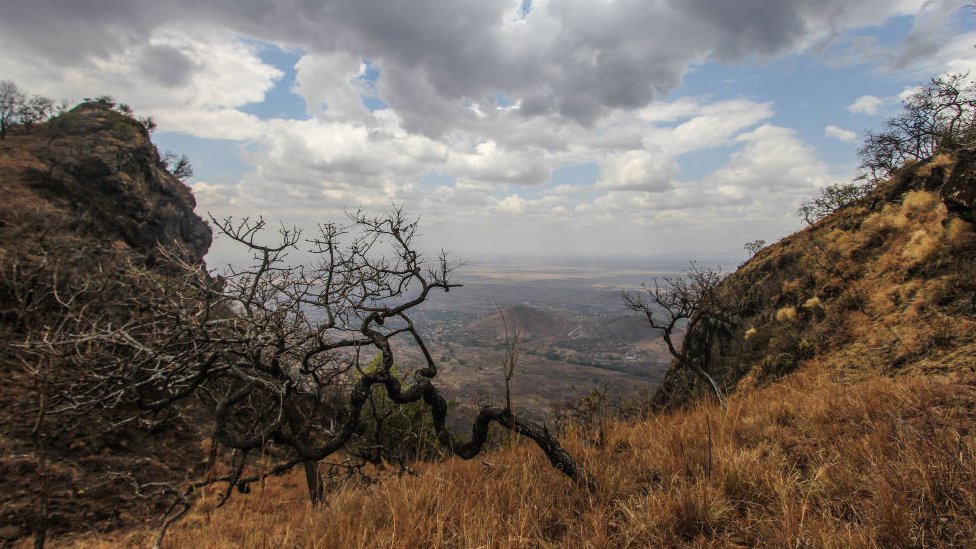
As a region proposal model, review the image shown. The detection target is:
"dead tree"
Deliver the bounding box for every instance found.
[624,262,729,403]
[18,207,592,542]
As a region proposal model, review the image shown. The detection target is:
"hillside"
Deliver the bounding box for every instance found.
[463,304,576,341]
[652,151,976,407]
[0,103,212,543]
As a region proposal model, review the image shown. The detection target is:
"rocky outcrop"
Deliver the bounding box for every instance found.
[6,103,212,264]
[942,148,976,223]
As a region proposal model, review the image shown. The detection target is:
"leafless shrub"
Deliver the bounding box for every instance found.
[624,263,730,402]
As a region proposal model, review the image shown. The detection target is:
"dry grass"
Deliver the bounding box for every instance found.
[775,306,798,322]
[60,370,976,548]
[947,218,976,248]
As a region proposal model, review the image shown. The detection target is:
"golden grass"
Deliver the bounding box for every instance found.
[916,153,955,177]
[62,371,976,548]
[901,228,941,262]
[862,207,909,235]
[947,217,976,248]
[775,306,798,322]
[802,296,822,310]
[900,190,941,216]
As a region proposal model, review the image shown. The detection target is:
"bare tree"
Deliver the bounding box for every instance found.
[161,151,193,180]
[624,262,730,402]
[743,239,766,258]
[859,73,976,181]
[797,181,873,225]
[1,80,26,139]
[17,207,592,543]
[0,80,57,138]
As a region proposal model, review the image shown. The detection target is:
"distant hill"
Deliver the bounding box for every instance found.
[463,304,575,341]
[463,304,657,345]
[654,150,976,407]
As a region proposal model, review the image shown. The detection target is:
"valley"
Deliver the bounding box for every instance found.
[388,258,684,424]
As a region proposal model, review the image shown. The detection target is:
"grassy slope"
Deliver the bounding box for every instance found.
[69,370,976,548]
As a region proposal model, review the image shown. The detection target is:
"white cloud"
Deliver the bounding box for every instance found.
[848,95,885,115]
[825,125,858,142]
[596,150,679,192]
[497,194,526,214]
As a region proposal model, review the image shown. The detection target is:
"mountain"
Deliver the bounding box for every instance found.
[653,150,976,408]
[0,103,212,542]
[463,304,576,341]
[104,148,976,549]
[462,304,657,346]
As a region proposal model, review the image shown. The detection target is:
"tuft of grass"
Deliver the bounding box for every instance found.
[916,153,954,177]
[902,228,941,262]
[947,217,976,248]
[803,296,823,309]
[862,206,909,235]
[900,190,941,216]
[775,306,798,322]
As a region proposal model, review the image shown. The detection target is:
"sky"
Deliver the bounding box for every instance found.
[2,0,975,267]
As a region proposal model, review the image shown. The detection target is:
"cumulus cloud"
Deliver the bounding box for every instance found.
[0,0,938,131]
[848,95,885,115]
[825,125,859,142]
[596,150,679,192]
[0,0,961,259]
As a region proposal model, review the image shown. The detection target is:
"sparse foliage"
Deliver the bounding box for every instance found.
[624,263,730,402]
[743,239,766,258]
[19,95,54,129]
[161,151,194,180]
[0,80,26,139]
[0,80,60,138]
[797,181,873,225]
[139,115,157,133]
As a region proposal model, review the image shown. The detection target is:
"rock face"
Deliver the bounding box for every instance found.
[653,150,976,409]
[942,148,976,223]
[0,104,212,542]
[1,102,211,263]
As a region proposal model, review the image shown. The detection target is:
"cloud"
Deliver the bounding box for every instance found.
[596,150,679,192]
[890,0,959,70]
[0,0,941,132]
[825,125,858,142]
[848,95,885,115]
[497,194,526,214]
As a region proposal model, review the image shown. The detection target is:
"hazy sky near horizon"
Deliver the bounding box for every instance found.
[2,1,974,265]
